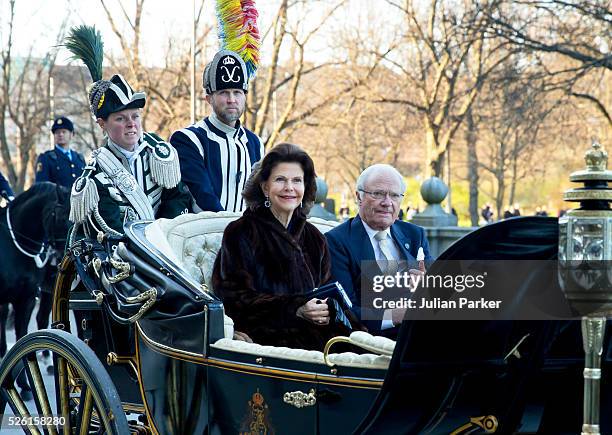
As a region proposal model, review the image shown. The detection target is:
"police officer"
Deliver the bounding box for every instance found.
[35,116,86,188]
[34,117,86,336]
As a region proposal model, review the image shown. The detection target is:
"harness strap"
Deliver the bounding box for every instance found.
[6,205,51,268]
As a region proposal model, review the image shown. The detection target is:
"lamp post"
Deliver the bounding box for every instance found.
[559,141,612,435]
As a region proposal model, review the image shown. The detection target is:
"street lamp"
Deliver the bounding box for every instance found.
[559,141,612,435]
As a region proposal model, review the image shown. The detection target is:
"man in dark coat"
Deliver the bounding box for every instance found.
[35,117,86,188]
[325,164,433,336]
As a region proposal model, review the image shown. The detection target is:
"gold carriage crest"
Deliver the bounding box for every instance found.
[239,389,275,435]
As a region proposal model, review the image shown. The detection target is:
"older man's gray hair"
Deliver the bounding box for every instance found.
[356,164,407,194]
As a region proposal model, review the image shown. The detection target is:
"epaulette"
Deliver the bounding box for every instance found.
[69,163,99,223]
[142,132,181,189]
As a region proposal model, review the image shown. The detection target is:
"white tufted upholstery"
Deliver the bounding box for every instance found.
[327,352,391,369]
[212,338,325,364]
[223,314,234,339]
[144,211,242,289]
[144,212,339,290]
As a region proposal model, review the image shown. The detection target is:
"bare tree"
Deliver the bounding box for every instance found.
[475,63,561,218]
[98,0,212,134]
[267,2,420,192]
[485,0,612,125]
[367,0,516,180]
[0,0,66,192]
[246,0,376,148]
[465,106,479,226]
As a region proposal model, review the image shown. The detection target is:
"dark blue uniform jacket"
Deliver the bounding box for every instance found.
[35,147,86,188]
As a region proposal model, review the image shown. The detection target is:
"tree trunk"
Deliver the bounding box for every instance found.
[508,132,519,206]
[495,141,506,220]
[466,109,479,226]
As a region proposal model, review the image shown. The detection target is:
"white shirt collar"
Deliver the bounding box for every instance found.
[107,138,147,170]
[360,219,390,243]
[360,218,401,262]
[55,145,71,155]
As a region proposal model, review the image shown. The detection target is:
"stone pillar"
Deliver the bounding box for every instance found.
[410,176,458,227]
[308,177,337,221]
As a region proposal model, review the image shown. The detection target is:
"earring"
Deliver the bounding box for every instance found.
[300,201,303,207]
[264,195,271,208]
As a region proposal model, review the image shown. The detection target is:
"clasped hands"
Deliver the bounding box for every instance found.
[296,297,330,326]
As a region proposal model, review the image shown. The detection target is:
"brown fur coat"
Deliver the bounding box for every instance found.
[212,206,352,350]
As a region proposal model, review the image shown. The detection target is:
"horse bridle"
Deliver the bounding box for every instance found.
[5,204,50,267]
[5,189,67,268]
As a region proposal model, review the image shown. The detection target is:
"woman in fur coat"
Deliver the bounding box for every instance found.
[212,143,359,350]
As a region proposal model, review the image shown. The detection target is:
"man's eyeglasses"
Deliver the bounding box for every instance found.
[359,189,404,201]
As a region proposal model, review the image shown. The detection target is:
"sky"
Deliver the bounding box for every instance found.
[3,0,226,65]
[0,0,373,67]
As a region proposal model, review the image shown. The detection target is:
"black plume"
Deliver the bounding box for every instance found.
[64,25,104,82]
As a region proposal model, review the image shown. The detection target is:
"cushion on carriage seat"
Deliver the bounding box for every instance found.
[145,212,339,290]
[347,331,396,356]
[224,314,234,339]
[327,352,391,369]
[212,338,325,364]
[211,335,393,370]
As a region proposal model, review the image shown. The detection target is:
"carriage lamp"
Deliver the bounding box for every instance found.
[559,141,612,435]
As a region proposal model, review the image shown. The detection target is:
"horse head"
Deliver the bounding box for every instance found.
[7,182,71,256]
[41,183,71,252]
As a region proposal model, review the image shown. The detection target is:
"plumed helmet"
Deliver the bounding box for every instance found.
[64,25,146,118]
[203,50,249,94]
[88,74,146,119]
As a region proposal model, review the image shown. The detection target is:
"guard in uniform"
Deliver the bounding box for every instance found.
[35,117,86,188]
[65,25,191,239]
[170,50,264,212]
[34,116,87,334]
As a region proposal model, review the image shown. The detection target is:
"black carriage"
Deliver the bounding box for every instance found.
[1,212,610,434]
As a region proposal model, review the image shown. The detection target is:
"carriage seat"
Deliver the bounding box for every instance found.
[145,212,393,369]
[144,211,339,290]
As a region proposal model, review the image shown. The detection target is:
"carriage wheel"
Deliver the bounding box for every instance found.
[0,329,129,434]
